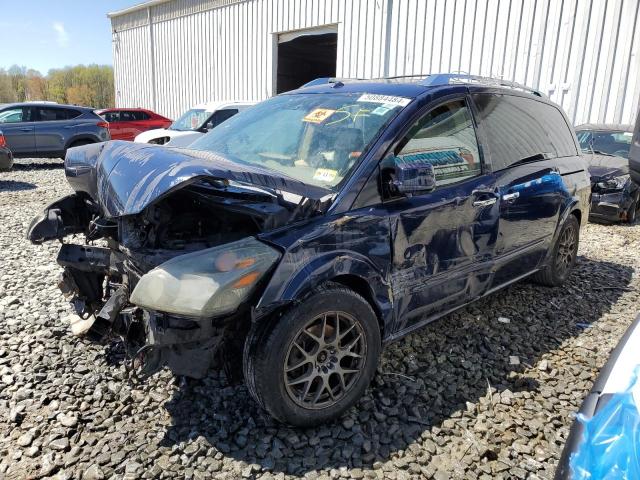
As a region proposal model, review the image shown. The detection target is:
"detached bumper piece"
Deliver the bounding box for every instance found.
[136,311,227,379]
[27,194,95,243]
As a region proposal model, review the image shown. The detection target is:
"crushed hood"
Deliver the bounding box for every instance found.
[584,153,629,182]
[65,141,332,218]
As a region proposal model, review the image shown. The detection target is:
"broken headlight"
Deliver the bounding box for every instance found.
[597,175,630,190]
[130,237,280,318]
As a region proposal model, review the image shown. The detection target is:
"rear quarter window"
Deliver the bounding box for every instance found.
[472,93,577,171]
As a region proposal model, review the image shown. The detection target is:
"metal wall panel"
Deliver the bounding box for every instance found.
[111,0,640,125]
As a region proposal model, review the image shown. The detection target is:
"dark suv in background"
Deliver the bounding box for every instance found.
[28,74,590,426]
[0,102,110,159]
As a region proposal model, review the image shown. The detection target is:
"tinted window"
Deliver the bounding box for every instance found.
[472,94,577,170]
[0,107,34,123]
[394,99,482,188]
[209,109,239,127]
[102,111,120,122]
[37,107,81,121]
[134,111,150,120]
[120,110,150,121]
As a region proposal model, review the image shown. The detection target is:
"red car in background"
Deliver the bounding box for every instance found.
[96,108,172,141]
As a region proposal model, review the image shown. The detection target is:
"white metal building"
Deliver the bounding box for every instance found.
[109,0,640,125]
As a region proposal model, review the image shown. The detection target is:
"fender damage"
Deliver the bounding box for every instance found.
[27,141,330,378]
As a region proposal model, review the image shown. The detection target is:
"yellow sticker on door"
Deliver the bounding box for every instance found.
[303,108,336,123]
[313,168,338,183]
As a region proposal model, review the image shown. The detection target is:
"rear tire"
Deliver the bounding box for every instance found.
[243,285,381,427]
[533,215,580,287]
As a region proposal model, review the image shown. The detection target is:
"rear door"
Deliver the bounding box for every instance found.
[34,107,82,155]
[382,96,500,333]
[471,93,577,286]
[0,106,37,154]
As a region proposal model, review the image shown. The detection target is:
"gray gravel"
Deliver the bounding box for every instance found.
[1,158,639,480]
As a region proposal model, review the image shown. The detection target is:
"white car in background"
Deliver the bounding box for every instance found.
[134,100,254,147]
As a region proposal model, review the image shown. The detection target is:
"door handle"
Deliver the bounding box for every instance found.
[20,128,33,132]
[502,192,520,202]
[472,198,498,207]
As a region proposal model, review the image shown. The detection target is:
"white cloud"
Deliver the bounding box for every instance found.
[53,22,69,48]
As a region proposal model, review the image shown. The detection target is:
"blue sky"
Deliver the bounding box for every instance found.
[1,0,139,74]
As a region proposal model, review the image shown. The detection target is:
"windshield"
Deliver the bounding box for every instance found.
[576,129,632,158]
[170,108,211,131]
[189,92,410,189]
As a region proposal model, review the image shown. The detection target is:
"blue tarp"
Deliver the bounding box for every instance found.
[570,367,640,479]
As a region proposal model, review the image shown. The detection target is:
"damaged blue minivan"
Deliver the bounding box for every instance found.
[27,74,590,426]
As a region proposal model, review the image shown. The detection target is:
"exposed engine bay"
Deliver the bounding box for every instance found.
[27,141,331,379]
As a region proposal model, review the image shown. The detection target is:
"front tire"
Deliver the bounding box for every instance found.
[243,286,381,427]
[533,215,580,287]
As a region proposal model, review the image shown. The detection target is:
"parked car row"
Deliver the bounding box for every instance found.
[0,100,252,165]
[27,73,593,426]
[133,101,254,146]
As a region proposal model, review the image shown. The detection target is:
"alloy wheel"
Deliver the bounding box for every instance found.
[283,311,366,409]
[556,224,577,276]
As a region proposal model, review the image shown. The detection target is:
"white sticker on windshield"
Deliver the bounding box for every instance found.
[357,93,411,107]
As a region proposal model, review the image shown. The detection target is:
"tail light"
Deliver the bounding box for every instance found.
[97,121,109,129]
[0,130,6,148]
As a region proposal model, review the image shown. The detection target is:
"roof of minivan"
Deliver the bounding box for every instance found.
[290,74,549,100]
[575,123,634,132]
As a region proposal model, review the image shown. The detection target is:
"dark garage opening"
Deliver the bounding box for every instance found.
[276,32,337,94]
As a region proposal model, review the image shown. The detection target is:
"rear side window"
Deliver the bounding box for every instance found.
[120,110,150,121]
[133,111,150,120]
[472,94,577,171]
[37,107,82,121]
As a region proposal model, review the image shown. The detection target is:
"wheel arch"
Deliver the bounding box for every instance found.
[254,251,393,337]
[64,135,99,150]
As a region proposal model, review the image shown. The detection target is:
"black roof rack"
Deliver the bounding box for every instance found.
[302,73,545,97]
[416,73,544,97]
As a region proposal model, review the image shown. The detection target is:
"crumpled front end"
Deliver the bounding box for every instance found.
[25,142,329,379]
[589,177,638,223]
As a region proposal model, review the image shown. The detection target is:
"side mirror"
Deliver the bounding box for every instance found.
[391,159,437,195]
[199,121,214,133]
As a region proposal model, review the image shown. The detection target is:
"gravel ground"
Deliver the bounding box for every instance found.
[1,158,639,480]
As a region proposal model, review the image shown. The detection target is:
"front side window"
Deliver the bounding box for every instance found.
[394,99,482,187]
[209,109,238,128]
[101,111,120,122]
[576,129,632,158]
[0,107,32,123]
[190,93,409,189]
[472,94,577,171]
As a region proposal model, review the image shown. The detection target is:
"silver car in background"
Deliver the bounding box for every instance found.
[0,102,110,159]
